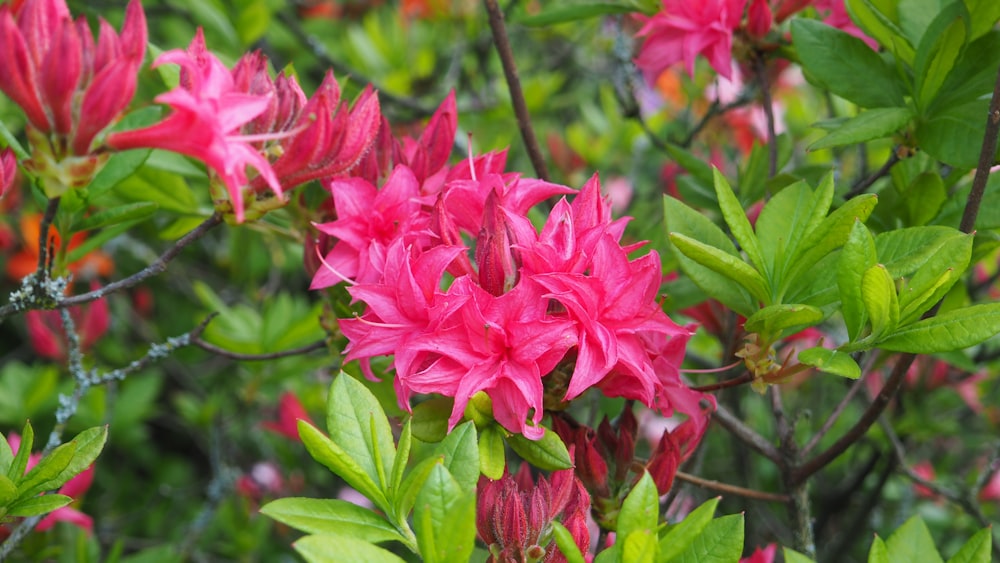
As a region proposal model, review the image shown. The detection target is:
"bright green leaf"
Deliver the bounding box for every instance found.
[875,226,962,278]
[6,493,73,517]
[674,513,744,563]
[551,521,588,563]
[668,233,770,304]
[478,425,506,480]
[878,302,1000,353]
[507,427,573,471]
[885,515,943,563]
[71,202,159,234]
[712,168,766,274]
[618,472,659,545]
[414,463,476,563]
[744,304,824,338]
[784,547,817,563]
[434,421,479,493]
[869,535,889,563]
[326,373,396,493]
[390,420,411,501]
[515,2,639,26]
[809,108,913,151]
[8,421,33,482]
[845,0,915,63]
[293,534,407,563]
[658,497,720,562]
[861,264,900,341]
[913,2,969,108]
[299,420,388,512]
[395,455,440,519]
[840,220,878,340]
[0,474,16,506]
[898,233,972,324]
[0,432,13,476]
[623,531,657,563]
[799,347,862,379]
[946,527,993,563]
[260,498,404,544]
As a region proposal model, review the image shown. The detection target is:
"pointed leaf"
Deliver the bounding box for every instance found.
[16,441,76,497]
[897,232,972,324]
[756,178,832,291]
[293,534,407,563]
[875,226,963,278]
[261,498,404,544]
[869,535,889,563]
[299,420,388,511]
[665,196,757,316]
[507,427,572,470]
[623,530,657,563]
[913,2,969,109]
[845,0,915,63]
[658,497,720,562]
[713,168,766,274]
[674,513,744,563]
[840,220,878,340]
[885,515,943,563]
[669,233,770,305]
[326,374,396,493]
[395,455,441,518]
[0,432,13,476]
[862,264,899,341]
[390,419,412,501]
[784,547,817,563]
[809,108,913,151]
[946,527,992,563]
[7,493,73,517]
[744,304,824,338]
[785,194,878,292]
[434,421,479,492]
[71,202,159,233]
[7,421,33,482]
[618,472,659,544]
[799,347,861,379]
[478,425,506,480]
[878,302,1000,353]
[551,521,588,563]
[414,463,476,563]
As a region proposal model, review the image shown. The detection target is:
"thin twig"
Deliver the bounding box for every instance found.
[845,150,899,199]
[960,63,1000,234]
[192,336,327,361]
[691,371,753,392]
[711,401,783,464]
[36,197,61,274]
[802,362,870,456]
[794,353,914,485]
[483,0,550,181]
[752,53,778,179]
[675,471,791,503]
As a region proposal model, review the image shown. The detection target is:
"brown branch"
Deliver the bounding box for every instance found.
[691,371,753,392]
[845,150,899,199]
[675,471,790,503]
[752,53,778,179]
[711,401,783,464]
[483,0,550,181]
[801,360,870,456]
[961,63,1000,234]
[36,197,61,273]
[192,335,327,361]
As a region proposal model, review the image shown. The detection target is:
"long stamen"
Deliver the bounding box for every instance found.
[312,241,356,286]
[353,312,409,329]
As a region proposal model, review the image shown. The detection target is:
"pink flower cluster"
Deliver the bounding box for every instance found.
[310,98,702,439]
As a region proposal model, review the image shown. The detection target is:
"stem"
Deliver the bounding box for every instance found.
[192,335,327,361]
[483,0,550,181]
[802,360,871,456]
[711,402,783,464]
[793,353,914,485]
[752,53,778,179]
[691,371,753,392]
[960,63,1000,234]
[674,471,790,503]
[845,150,899,199]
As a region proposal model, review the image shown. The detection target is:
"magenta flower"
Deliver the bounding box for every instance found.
[635,0,746,82]
[814,0,878,49]
[26,284,109,361]
[105,30,281,223]
[262,392,314,442]
[1,148,15,200]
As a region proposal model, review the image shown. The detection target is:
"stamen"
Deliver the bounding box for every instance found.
[353,312,408,329]
[467,132,476,182]
[312,241,356,286]
[681,359,744,374]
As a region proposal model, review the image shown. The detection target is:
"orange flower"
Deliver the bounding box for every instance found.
[6,213,113,282]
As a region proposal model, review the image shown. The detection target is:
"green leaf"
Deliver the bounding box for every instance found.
[885,515,943,563]
[0,432,13,476]
[861,264,900,341]
[658,497,720,562]
[755,179,831,290]
[903,172,947,226]
[390,420,411,501]
[946,527,992,563]
[410,397,452,443]
[0,474,16,507]
[668,233,770,304]
[929,30,1000,111]
[478,425,506,480]
[840,220,878,340]
[878,302,1000,353]
[845,0,915,63]
[293,534,407,563]
[897,232,972,324]
[16,441,76,498]
[235,0,271,46]
[792,19,906,108]
[665,196,756,316]
[413,463,476,563]
[912,1,969,109]
[8,421,33,482]
[965,0,1000,39]
[744,304,824,338]
[551,521,588,563]
[395,455,440,519]
[674,513,744,563]
[785,194,879,293]
[71,202,158,233]
[784,547,817,563]
[515,2,639,26]
[65,218,145,264]
[507,427,573,470]
[86,149,152,201]
[808,108,913,151]
[434,421,479,492]
[917,97,989,168]
[799,347,862,379]
[875,226,962,278]
[869,535,890,563]
[712,168,766,274]
[623,531,657,563]
[618,472,659,546]
[260,498,404,544]
[664,145,718,211]
[299,420,388,511]
[6,493,73,517]
[326,374,396,494]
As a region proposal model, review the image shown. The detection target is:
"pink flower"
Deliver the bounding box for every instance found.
[25,283,109,361]
[6,433,96,534]
[747,0,773,39]
[912,462,938,500]
[814,0,878,50]
[0,0,146,155]
[979,469,1000,502]
[635,0,746,82]
[262,392,314,441]
[1,148,15,200]
[105,30,281,223]
[741,544,777,563]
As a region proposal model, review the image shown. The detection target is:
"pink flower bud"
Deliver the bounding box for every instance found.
[747,0,773,39]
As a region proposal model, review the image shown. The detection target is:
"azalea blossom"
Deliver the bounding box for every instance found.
[635,0,746,82]
[26,282,109,361]
[261,392,314,441]
[105,30,282,223]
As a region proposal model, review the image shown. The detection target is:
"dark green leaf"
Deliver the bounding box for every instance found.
[808,108,913,151]
[71,202,158,233]
[507,427,573,470]
[86,149,152,201]
[913,2,969,109]
[875,226,962,278]
[917,98,989,168]
[903,172,947,226]
[260,498,404,543]
[878,302,1000,353]
[792,19,906,108]
[410,397,452,443]
[930,30,1000,111]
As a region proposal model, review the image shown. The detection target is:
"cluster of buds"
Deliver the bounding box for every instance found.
[0,0,146,196]
[476,465,590,563]
[553,408,706,530]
